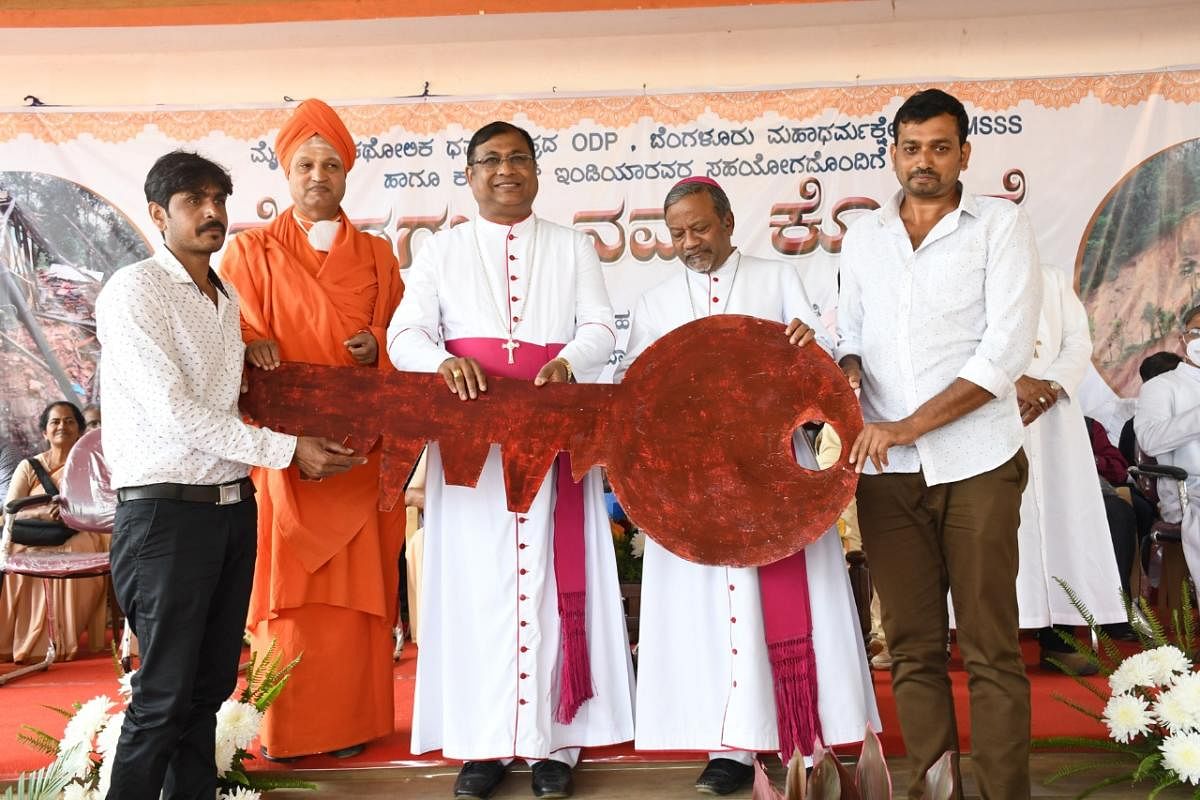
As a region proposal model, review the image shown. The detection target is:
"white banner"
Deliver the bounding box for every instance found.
[1,69,1198,450]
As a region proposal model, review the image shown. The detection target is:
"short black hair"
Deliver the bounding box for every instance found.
[1140,351,1183,382]
[1181,305,1200,329]
[893,88,970,146]
[143,150,233,209]
[663,180,732,220]
[466,121,536,165]
[39,400,85,432]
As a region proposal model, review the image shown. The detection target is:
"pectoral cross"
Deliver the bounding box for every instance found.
[503,337,520,364]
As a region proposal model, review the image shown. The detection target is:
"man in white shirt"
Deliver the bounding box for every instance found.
[619,177,878,795]
[96,151,363,800]
[1135,305,1200,583]
[386,122,634,800]
[836,89,1041,799]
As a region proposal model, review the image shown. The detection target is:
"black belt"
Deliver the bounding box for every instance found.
[117,477,255,506]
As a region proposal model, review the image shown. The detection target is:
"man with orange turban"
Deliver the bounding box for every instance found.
[221,98,404,760]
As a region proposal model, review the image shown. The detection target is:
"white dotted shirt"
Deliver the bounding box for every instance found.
[835,188,1041,486]
[95,248,296,489]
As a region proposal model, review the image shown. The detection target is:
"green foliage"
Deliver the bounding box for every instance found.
[1033,579,1200,798]
[2,745,80,800]
[611,524,643,583]
[241,637,302,714]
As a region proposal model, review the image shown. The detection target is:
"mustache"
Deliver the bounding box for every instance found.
[197,221,226,235]
[910,169,938,178]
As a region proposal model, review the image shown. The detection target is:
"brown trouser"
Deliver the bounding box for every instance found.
[856,451,1030,800]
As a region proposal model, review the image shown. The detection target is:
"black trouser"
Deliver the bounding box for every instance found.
[105,497,257,800]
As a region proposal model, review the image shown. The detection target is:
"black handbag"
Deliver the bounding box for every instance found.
[7,458,74,548]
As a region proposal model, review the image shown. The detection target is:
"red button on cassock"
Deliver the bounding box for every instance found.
[519,699,527,705]
[520,646,529,653]
[712,297,720,303]
[511,296,519,302]
[518,543,527,550]
[520,569,528,575]
[510,275,518,281]
[729,584,735,591]
[732,648,738,655]
[509,254,516,260]
[520,620,528,627]
[730,617,737,623]
[519,594,528,601]
[520,673,528,679]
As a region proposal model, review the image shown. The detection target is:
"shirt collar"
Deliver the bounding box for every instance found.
[153,246,228,298]
[878,182,978,226]
[476,213,535,236]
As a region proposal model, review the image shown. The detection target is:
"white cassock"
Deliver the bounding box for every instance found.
[1135,361,1200,582]
[616,251,879,753]
[1009,266,1126,627]
[386,214,635,760]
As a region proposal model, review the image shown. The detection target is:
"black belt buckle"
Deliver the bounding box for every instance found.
[217,482,242,505]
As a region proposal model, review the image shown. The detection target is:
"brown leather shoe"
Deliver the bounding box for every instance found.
[1040,648,1099,676]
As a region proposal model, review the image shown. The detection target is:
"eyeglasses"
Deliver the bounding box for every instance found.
[1185,327,1200,339]
[469,153,535,171]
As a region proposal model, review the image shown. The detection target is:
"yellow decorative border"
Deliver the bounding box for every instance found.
[2,69,1197,143]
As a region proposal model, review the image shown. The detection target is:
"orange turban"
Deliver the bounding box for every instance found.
[275,98,356,176]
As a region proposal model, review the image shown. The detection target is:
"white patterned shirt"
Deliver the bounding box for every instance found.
[835,188,1041,486]
[96,248,296,489]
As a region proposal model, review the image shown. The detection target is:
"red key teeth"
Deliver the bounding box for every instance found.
[436,439,493,490]
[500,445,561,514]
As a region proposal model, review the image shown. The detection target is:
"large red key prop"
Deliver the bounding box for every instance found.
[240,315,862,567]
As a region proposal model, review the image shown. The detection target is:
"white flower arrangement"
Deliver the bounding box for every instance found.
[1038,578,1200,796]
[17,641,311,799]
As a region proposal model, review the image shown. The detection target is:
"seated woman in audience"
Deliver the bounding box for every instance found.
[0,401,108,662]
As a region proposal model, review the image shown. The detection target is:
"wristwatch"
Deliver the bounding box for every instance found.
[1048,380,1063,397]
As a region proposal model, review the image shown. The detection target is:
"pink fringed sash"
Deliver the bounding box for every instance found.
[445,337,593,724]
[758,549,822,757]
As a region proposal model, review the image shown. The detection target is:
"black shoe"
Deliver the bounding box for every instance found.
[259,746,301,764]
[453,761,509,799]
[1039,648,1100,676]
[1102,622,1139,642]
[329,743,366,758]
[695,758,755,795]
[531,759,574,799]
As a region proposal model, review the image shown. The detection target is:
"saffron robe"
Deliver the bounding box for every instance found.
[221,210,404,756]
[617,253,879,753]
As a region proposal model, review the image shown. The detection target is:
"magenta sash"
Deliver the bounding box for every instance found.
[759,549,821,757]
[445,337,593,724]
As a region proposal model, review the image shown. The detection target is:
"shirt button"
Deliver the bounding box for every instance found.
[520,620,528,627]
[729,584,735,591]
[712,297,720,303]
[508,234,516,240]
[509,254,516,261]
[712,276,720,283]
[510,275,518,281]
[520,568,528,575]
[518,543,527,550]
[519,699,527,705]
[519,594,528,600]
[520,673,528,679]
[512,315,520,322]
[520,646,529,653]
[518,516,528,523]
[511,295,520,302]
[732,681,738,688]
[732,648,738,655]
[730,617,737,623]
